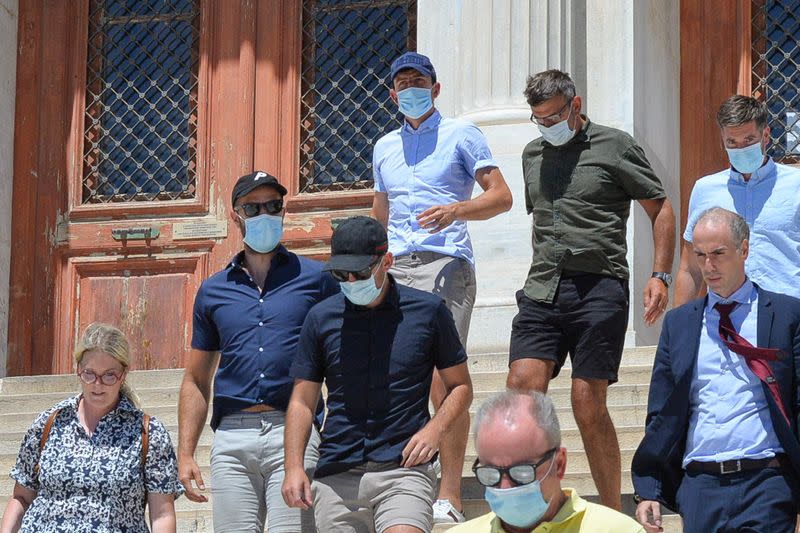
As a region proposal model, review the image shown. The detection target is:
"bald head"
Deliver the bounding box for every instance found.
[474,390,561,454]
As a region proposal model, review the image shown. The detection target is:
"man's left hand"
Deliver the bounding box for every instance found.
[643,277,669,326]
[417,204,458,233]
[401,423,443,467]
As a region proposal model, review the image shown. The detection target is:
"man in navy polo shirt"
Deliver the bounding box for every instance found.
[177,171,339,533]
[281,216,473,533]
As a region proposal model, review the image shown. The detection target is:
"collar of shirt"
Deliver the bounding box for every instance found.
[401,109,442,135]
[228,245,290,271]
[728,156,776,185]
[343,274,400,312]
[706,277,756,311]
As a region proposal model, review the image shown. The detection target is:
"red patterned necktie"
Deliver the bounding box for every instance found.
[714,302,788,423]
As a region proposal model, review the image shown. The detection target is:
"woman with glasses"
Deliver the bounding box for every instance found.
[0,323,184,533]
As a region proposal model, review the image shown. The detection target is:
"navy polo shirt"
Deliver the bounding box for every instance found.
[290,277,467,478]
[192,246,339,429]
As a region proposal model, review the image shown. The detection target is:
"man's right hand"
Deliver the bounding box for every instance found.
[635,500,663,532]
[178,455,208,502]
[281,467,313,510]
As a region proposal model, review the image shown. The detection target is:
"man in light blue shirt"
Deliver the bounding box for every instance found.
[370,51,513,523]
[633,207,800,533]
[675,95,800,304]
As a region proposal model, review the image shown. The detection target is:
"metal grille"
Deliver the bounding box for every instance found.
[751,0,800,164]
[299,0,416,193]
[82,0,200,203]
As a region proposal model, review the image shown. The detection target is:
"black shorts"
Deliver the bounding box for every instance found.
[508,272,629,382]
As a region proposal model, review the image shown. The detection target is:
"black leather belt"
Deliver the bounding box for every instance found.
[686,455,789,475]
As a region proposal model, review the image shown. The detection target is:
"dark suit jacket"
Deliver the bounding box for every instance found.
[631,286,800,511]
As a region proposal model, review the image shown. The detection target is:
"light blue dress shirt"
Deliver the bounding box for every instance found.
[683,279,783,466]
[684,158,800,298]
[372,110,498,266]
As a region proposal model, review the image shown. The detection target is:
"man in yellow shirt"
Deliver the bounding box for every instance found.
[452,391,644,533]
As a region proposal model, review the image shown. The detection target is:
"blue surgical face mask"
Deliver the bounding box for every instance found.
[726,140,765,175]
[340,267,386,306]
[537,108,575,146]
[243,214,283,253]
[396,87,434,120]
[484,456,555,529]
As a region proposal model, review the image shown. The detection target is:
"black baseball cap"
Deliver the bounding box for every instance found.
[324,216,389,272]
[390,52,437,83]
[231,171,288,206]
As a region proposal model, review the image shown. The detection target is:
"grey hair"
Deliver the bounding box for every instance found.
[474,390,561,450]
[716,95,768,130]
[523,70,576,107]
[693,207,750,249]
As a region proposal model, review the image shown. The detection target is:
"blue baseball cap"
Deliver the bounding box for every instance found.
[389,52,437,84]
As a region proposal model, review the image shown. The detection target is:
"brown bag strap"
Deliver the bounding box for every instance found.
[33,409,60,476]
[141,413,150,477]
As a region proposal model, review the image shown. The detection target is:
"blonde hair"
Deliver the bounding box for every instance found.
[74,323,140,407]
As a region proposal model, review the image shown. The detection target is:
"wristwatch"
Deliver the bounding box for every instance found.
[633,494,646,504]
[651,271,673,287]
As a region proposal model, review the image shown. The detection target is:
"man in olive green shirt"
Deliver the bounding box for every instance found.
[452,390,644,533]
[506,70,675,511]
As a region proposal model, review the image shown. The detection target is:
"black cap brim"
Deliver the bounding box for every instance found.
[323,254,375,273]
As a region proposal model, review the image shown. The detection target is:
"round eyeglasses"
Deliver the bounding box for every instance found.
[78,369,123,386]
[472,447,557,487]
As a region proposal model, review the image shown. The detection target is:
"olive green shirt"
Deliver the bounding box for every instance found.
[522,118,665,303]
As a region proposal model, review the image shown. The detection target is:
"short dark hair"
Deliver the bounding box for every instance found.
[716,95,768,130]
[523,70,576,107]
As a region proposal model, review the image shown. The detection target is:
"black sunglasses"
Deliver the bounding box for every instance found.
[236,199,284,218]
[330,258,381,283]
[472,447,557,487]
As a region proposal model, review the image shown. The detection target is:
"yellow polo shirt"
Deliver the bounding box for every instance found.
[449,488,645,533]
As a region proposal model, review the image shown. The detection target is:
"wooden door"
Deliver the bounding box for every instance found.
[8,0,298,375]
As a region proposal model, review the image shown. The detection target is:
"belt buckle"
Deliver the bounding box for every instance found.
[720,460,742,474]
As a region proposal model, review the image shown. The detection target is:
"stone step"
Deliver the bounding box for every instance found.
[0,381,651,424]
[0,346,658,396]
[467,346,656,373]
[0,400,648,435]
[0,423,646,467]
[0,368,185,395]
[469,364,652,392]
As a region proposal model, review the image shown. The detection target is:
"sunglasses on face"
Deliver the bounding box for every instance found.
[236,199,284,218]
[472,447,557,487]
[78,369,124,386]
[329,258,382,283]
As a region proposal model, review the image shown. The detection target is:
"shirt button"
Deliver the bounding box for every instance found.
[259,347,264,352]
[260,373,265,378]
[259,298,264,303]
[259,321,264,326]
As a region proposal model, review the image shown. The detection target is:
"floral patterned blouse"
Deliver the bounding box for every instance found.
[10,394,184,532]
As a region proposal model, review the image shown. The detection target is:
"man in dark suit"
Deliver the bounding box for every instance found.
[632,207,800,533]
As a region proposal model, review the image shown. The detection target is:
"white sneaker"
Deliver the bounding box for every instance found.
[433,499,466,523]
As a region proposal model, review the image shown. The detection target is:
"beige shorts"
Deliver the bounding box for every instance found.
[390,251,476,347]
[312,462,437,533]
